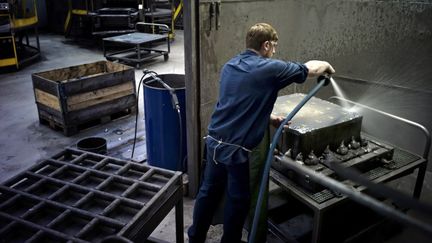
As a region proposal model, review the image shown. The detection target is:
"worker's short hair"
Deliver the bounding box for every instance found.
[246,23,279,51]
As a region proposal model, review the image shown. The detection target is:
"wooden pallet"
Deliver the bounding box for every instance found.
[39,106,136,136]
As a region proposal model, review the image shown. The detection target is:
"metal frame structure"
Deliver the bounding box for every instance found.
[143,0,175,39]
[102,22,170,67]
[89,7,138,36]
[269,97,431,243]
[0,148,184,242]
[0,12,18,68]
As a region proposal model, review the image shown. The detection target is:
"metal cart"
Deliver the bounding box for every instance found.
[102,22,170,68]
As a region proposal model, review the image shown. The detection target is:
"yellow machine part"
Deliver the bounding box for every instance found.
[10,0,39,29]
[11,15,38,29]
[64,9,88,33]
[0,15,18,68]
[0,57,18,67]
[173,0,183,22]
[64,0,91,34]
[169,0,183,40]
[1,0,39,69]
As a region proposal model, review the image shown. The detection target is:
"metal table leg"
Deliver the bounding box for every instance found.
[175,196,184,243]
[103,40,106,58]
[137,43,141,61]
[414,163,427,198]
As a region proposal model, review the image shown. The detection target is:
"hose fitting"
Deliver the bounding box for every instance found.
[318,73,331,86]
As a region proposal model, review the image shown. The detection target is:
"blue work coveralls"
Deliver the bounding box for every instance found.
[188,49,308,243]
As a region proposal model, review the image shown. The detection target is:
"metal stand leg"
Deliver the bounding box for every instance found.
[312,210,322,243]
[175,196,184,243]
[35,26,40,51]
[25,30,29,45]
[103,41,106,58]
[413,163,427,199]
[137,43,142,68]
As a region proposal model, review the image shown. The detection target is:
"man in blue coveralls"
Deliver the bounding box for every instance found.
[188,23,336,243]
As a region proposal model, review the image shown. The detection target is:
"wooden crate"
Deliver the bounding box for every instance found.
[32,61,136,136]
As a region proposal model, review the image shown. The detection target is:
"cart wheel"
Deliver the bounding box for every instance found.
[164,54,169,61]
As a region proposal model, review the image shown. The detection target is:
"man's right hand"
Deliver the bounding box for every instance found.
[304,60,335,78]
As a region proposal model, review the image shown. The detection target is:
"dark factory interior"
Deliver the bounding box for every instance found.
[0,0,432,242]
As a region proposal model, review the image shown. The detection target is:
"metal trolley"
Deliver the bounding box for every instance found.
[102,22,170,68]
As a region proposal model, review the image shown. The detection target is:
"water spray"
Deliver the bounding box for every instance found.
[329,77,350,109]
[248,74,331,243]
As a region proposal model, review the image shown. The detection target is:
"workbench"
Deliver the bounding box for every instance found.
[103,31,170,68]
[0,148,184,243]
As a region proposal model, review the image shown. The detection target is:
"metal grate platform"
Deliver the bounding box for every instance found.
[306,149,420,204]
[273,148,423,205]
[0,148,183,242]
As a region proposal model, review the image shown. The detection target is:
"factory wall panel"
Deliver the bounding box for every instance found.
[280,0,432,169]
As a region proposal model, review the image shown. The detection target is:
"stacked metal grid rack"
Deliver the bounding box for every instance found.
[0,148,184,242]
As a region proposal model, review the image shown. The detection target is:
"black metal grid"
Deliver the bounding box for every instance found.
[0,148,183,242]
[279,147,422,204]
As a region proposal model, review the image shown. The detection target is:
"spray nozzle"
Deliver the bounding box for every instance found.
[317,73,331,86]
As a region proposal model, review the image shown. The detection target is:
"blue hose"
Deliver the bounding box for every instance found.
[248,77,329,243]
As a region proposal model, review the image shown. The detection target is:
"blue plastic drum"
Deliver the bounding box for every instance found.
[143,74,187,171]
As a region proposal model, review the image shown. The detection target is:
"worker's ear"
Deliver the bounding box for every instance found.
[263,41,270,52]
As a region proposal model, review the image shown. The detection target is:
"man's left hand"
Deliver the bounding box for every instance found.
[270,114,291,129]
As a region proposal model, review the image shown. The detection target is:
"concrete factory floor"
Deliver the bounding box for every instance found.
[1,31,431,242]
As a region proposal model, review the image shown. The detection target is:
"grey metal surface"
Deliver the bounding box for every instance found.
[273,93,362,158]
[184,0,201,197]
[103,32,167,45]
[144,8,172,18]
[273,94,361,134]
